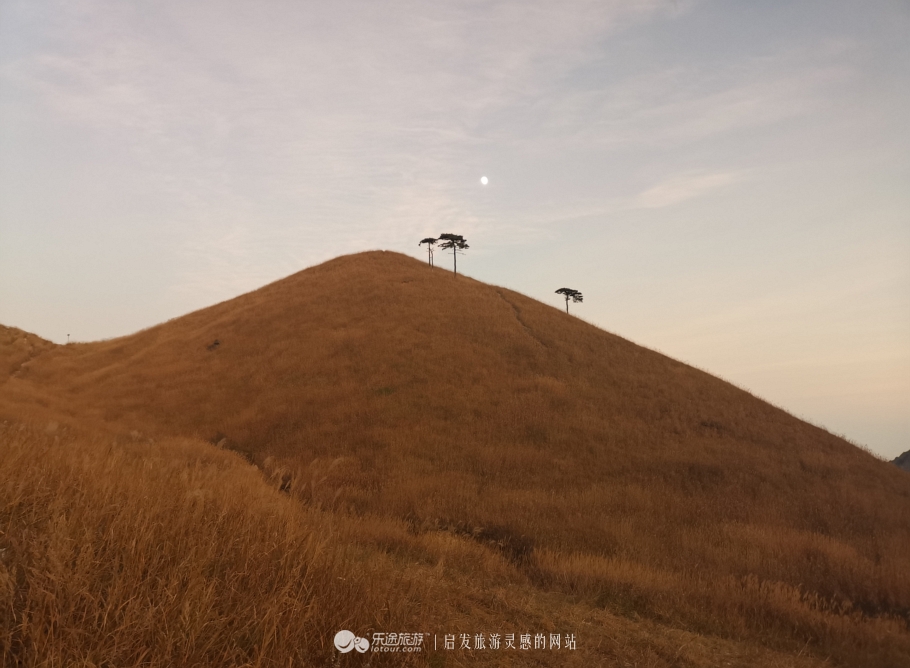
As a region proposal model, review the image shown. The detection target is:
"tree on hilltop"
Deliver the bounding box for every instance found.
[437,233,469,275]
[555,287,583,314]
[419,237,437,267]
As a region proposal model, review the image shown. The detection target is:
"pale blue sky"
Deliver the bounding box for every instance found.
[1,1,908,459]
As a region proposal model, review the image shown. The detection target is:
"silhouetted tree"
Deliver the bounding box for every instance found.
[555,287,583,314]
[437,233,469,274]
[419,237,437,266]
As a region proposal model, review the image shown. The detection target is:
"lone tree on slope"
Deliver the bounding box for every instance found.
[437,233,469,275]
[419,237,437,266]
[555,287,583,314]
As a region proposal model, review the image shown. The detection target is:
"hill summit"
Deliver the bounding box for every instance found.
[2,250,909,667]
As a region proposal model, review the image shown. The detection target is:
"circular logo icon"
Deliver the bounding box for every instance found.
[334,630,355,653]
[335,630,370,653]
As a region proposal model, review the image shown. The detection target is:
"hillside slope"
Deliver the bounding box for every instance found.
[0,325,55,379]
[2,250,909,666]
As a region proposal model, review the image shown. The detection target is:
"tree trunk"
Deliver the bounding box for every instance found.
[565,297,569,314]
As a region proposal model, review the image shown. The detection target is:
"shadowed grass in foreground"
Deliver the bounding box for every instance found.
[0,423,855,667]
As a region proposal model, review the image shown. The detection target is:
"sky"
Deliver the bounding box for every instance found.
[1,0,908,460]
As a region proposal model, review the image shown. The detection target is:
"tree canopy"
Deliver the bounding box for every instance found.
[555,287,583,314]
[437,233,469,274]
[418,237,437,266]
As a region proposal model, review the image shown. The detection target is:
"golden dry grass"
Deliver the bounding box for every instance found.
[2,250,909,666]
[0,422,846,668]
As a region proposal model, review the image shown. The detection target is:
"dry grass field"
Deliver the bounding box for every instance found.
[2,250,909,666]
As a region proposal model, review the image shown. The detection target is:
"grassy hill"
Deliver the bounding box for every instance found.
[2,250,909,666]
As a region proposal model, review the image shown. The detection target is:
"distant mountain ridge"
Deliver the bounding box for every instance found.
[895,450,910,472]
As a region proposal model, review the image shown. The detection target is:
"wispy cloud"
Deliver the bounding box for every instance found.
[2,0,824,251]
[633,171,742,209]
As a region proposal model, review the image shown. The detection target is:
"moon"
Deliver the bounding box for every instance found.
[480,176,488,185]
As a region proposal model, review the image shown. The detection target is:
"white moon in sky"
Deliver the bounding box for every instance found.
[480,176,489,185]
